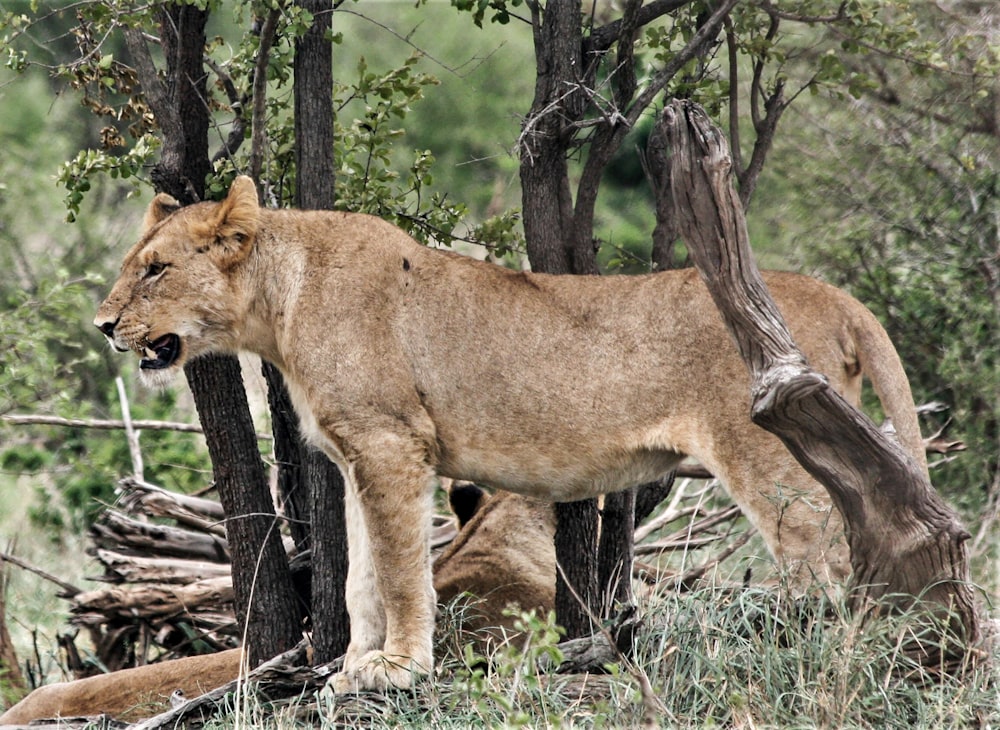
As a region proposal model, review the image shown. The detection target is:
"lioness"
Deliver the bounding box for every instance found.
[95,176,927,692]
[0,649,244,724]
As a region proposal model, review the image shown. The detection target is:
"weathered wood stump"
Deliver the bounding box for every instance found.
[657,98,983,668]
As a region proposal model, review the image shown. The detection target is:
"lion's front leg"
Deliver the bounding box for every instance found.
[329,432,437,693]
[341,479,386,667]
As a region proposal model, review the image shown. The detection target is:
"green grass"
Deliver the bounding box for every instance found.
[192,581,998,729]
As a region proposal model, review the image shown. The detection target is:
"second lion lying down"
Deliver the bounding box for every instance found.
[94,176,927,692]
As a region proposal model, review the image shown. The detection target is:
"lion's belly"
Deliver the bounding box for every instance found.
[436,442,683,501]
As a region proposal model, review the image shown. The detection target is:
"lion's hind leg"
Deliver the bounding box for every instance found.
[697,428,851,589]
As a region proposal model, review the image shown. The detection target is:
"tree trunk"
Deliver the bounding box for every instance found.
[128,2,302,668]
[553,498,599,638]
[519,0,603,640]
[150,4,210,204]
[186,356,303,667]
[518,0,583,276]
[0,571,27,705]
[306,452,349,663]
[291,0,350,664]
[294,0,335,210]
[518,0,740,640]
[596,488,635,614]
[262,361,311,553]
[660,98,983,668]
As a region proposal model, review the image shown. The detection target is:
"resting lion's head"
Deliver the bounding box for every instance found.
[94,177,260,387]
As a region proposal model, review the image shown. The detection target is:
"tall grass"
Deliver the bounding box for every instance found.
[197,580,998,729]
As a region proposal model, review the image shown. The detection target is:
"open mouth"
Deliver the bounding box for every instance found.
[140,334,182,370]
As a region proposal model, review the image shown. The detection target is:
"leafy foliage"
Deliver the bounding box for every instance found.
[771,3,1000,509]
[0,276,100,418]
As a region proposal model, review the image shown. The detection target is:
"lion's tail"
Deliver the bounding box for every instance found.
[850,304,929,479]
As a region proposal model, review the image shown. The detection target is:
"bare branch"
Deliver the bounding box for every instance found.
[587,0,693,54]
[115,376,144,481]
[725,18,742,177]
[207,56,248,165]
[2,413,272,440]
[626,0,740,130]
[0,551,81,598]
[759,0,848,25]
[248,7,282,185]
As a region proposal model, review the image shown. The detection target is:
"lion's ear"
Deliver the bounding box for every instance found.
[143,193,181,231]
[211,176,260,265]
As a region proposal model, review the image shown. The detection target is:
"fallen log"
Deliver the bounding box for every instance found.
[116,478,226,535]
[90,511,230,563]
[70,577,234,624]
[91,549,231,585]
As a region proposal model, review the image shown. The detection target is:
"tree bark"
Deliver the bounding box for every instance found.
[519,0,583,276]
[124,1,302,668]
[306,450,349,663]
[290,0,350,664]
[0,571,27,704]
[150,4,210,204]
[519,0,603,641]
[596,488,635,614]
[187,356,303,667]
[553,498,599,638]
[92,511,230,563]
[262,362,311,552]
[660,98,983,667]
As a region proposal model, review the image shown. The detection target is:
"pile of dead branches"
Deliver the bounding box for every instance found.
[69,478,241,672]
[12,470,746,678]
[60,478,469,674]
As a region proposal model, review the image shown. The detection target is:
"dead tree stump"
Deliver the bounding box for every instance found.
[658,99,983,668]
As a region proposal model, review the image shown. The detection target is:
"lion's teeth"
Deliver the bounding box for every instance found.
[144,346,157,359]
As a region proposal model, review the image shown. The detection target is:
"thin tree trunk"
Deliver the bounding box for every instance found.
[519,0,603,640]
[519,0,739,641]
[291,0,350,663]
[596,488,635,614]
[186,356,303,667]
[554,498,599,638]
[518,0,582,276]
[661,99,983,668]
[263,361,310,553]
[134,2,302,668]
[0,570,27,705]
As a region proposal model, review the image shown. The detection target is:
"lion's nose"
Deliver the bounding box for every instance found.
[96,318,119,338]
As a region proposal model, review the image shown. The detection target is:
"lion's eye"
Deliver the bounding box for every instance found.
[145,262,167,279]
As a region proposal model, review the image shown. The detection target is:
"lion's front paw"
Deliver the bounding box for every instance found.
[327,650,429,694]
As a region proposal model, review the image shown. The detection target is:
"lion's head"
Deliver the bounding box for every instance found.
[94,177,261,387]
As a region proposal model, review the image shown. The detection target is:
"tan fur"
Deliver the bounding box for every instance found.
[0,649,243,724]
[94,177,928,691]
[434,490,556,645]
